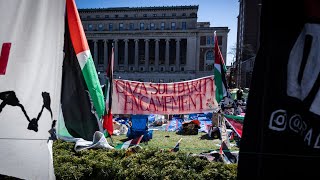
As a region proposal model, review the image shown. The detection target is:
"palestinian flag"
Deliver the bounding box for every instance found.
[66,0,105,118]
[171,138,182,152]
[103,47,114,136]
[214,32,228,103]
[115,135,144,149]
[58,0,105,141]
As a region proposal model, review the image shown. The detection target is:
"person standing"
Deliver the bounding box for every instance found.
[236,87,243,101]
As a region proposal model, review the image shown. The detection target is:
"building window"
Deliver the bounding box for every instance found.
[200,36,206,45]
[105,15,109,18]
[205,50,214,71]
[150,67,154,71]
[119,23,124,31]
[160,67,164,72]
[150,23,155,30]
[182,22,186,30]
[206,50,214,61]
[140,67,144,71]
[98,24,103,31]
[134,14,138,17]
[207,37,211,45]
[130,67,134,71]
[161,22,165,30]
[182,13,186,16]
[87,15,91,19]
[162,13,166,17]
[171,22,176,30]
[170,67,174,72]
[129,23,134,30]
[143,14,147,17]
[190,12,197,17]
[88,24,93,31]
[217,36,223,45]
[212,36,214,45]
[96,15,100,18]
[115,15,118,18]
[124,14,128,18]
[153,14,157,17]
[172,13,176,17]
[140,23,144,30]
[181,67,184,71]
[109,23,113,31]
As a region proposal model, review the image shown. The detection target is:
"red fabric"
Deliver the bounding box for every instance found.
[103,48,114,136]
[131,135,143,145]
[103,110,113,136]
[66,0,89,54]
[219,143,223,155]
[225,117,243,138]
[0,43,11,75]
[214,34,225,65]
[191,120,201,126]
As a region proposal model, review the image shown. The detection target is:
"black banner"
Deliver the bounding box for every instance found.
[237,0,320,179]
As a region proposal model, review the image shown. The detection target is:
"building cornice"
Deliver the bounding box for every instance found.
[78,5,199,13]
[85,31,198,39]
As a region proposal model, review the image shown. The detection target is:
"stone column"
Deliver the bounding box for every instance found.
[165,39,170,71]
[113,39,118,71]
[196,37,200,71]
[144,39,149,70]
[93,40,98,68]
[155,39,159,71]
[175,38,180,71]
[186,37,196,72]
[104,39,108,70]
[134,39,139,70]
[124,39,129,71]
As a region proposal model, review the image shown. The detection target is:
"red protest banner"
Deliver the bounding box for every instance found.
[112,76,218,115]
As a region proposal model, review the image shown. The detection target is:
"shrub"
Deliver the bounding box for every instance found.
[53,140,237,180]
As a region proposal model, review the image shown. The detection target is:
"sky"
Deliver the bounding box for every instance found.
[75,0,239,66]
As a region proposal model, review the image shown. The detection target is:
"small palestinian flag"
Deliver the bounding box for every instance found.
[171,138,182,152]
[115,135,144,149]
[214,32,229,103]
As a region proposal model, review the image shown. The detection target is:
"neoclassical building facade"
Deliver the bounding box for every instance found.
[79,5,229,83]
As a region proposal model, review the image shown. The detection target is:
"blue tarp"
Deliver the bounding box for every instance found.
[166,119,183,132]
[199,119,212,133]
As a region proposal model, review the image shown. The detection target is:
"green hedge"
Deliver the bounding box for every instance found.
[53,140,237,180]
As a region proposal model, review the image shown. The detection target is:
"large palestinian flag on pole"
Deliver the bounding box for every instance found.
[214,32,228,103]
[103,47,114,136]
[58,0,105,141]
[0,0,65,179]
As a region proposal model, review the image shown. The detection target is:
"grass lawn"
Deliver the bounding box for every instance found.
[110,130,239,154]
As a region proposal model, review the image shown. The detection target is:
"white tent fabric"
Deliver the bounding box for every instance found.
[0,0,65,179]
[59,131,114,152]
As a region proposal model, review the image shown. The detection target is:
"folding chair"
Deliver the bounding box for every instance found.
[127,115,153,142]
